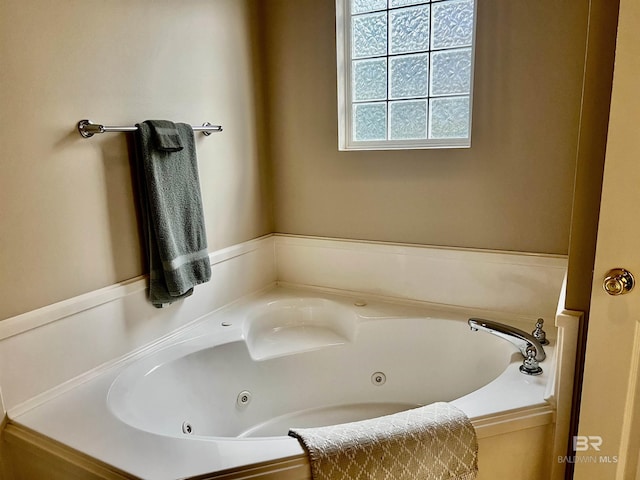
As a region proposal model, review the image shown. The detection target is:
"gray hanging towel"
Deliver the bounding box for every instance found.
[134,120,211,307]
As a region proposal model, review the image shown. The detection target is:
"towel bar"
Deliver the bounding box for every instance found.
[77,120,223,138]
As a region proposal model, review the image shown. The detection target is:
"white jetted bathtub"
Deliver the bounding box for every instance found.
[11,287,556,479]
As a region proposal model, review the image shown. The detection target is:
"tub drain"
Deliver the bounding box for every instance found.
[182,421,193,435]
[371,372,386,386]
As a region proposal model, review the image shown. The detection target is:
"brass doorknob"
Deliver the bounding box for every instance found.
[603,268,635,296]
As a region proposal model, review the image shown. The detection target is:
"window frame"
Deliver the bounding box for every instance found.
[336,0,478,151]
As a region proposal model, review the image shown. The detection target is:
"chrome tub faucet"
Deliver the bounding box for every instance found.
[468,317,547,375]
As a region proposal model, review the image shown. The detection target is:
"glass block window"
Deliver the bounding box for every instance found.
[336,0,476,150]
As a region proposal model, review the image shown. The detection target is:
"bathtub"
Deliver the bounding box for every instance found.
[10,286,556,479]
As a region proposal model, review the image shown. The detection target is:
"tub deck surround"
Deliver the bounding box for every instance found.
[0,234,567,416]
[0,234,571,479]
[8,287,556,479]
[274,235,567,320]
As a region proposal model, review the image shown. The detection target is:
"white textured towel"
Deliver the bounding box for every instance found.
[289,402,478,480]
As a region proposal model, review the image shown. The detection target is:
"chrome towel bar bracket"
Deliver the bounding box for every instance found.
[77,119,223,138]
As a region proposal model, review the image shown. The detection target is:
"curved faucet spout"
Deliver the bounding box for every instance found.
[468,318,546,362]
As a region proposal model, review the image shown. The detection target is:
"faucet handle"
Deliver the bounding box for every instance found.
[519,345,543,376]
[532,318,549,345]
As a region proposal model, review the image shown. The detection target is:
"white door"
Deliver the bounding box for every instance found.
[574,0,640,478]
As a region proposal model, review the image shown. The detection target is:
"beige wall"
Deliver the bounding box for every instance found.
[0,0,272,320]
[263,0,590,254]
[0,0,617,321]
